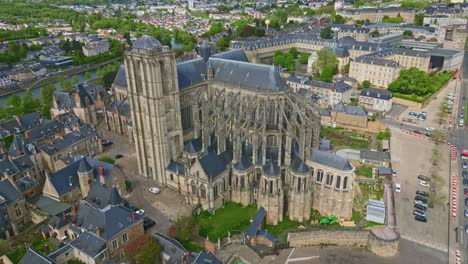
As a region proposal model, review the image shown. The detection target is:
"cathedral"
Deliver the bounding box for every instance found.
[122,35,355,225]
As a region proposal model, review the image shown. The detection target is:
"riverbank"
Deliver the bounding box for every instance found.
[0,56,122,97]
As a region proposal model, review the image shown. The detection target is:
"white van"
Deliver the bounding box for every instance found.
[395,183,401,193]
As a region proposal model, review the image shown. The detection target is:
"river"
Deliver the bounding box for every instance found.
[0,69,97,106]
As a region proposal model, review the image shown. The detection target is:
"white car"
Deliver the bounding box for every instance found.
[425,127,435,132]
[136,209,145,215]
[149,187,160,194]
[419,180,430,187]
[395,183,401,193]
[414,200,428,207]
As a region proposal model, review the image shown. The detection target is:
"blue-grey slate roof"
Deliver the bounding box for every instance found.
[27,194,72,216]
[234,155,253,171]
[113,65,127,88]
[9,135,38,157]
[256,230,277,242]
[310,149,353,171]
[333,102,367,116]
[246,207,266,237]
[69,231,107,258]
[378,167,391,175]
[74,200,144,241]
[18,248,54,264]
[360,150,391,162]
[0,179,22,204]
[212,49,249,62]
[184,137,203,153]
[290,157,309,173]
[86,185,122,209]
[177,58,207,90]
[199,150,228,179]
[167,160,185,176]
[133,35,162,50]
[153,233,188,264]
[16,176,38,193]
[263,161,280,176]
[187,251,222,264]
[360,88,393,100]
[48,244,72,261]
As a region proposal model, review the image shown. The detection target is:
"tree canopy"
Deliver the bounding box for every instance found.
[388,67,431,96]
[320,27,333,39]
[274,51,295,71]
[124,234,161,264]
[174,216,200,242]
[313,48,338,82]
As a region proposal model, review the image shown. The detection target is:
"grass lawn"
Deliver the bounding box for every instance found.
[264,216,302,237]
[355,166,373,178]
[351,209,362,225]
[180,240,204,252]
[1,231,57,263]
[195,202,257,241]
[98,156,115,164]
[359,182,384,201]
[321,127,369,150]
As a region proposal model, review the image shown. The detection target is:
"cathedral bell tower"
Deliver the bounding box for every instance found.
[124,35,183,185]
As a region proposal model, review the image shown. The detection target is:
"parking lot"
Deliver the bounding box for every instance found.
[391,128,450,251]
[395,79,457,131]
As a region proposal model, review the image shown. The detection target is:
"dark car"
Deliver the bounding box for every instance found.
[463,162,468,169]
[123,201,136,211]
[143,217,156,231]
[415,215,427,223]
[465,225,468,234]
[414,203,427,211]
[415,196,428,203]
[418,175,430,181]
[465,198,468,206]
[463,171,468,178]
[464,179,468,186]
[416,190,428,197]
[115,154,124,159]
[102,139,113,146]
[409,112,418,117]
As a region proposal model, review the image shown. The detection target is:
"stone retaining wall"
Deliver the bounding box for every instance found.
[367,231,399,257]
[288,229,369,248]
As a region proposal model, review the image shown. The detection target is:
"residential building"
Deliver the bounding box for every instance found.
[82,40,110,57]
[349,56,400,88]
[287,75,353,108]
[360,150,391,167]
[51,83,106,125]
[18,248,54,264]
[327,102,368,128]
[0,76,13,88]
[0,179,30,237]
[438,24,468,50]
[337,7,416,23]
[359,88,393,112]
[42,157,126,203]
[121,35,356,224]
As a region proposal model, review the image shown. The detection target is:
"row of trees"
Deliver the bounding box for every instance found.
[388,67,452,97]
[0,27,47,41]
[0,41,42,65]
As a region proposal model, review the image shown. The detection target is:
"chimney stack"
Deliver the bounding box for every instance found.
[96,227,102,237]
[131,212,136,221]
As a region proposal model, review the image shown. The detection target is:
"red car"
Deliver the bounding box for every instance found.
[413,130,423,134]
[464,188,468,195]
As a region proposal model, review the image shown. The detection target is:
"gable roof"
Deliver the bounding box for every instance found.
[310,149,353,171]
[18,248,54,264]
[86,185,122,209]
[360,88,393,100]
[0,179,22,204]
[198,150,228,179]
[113,65,127,88]
[333,102,367,116]
[246,207,266,237]
[212,49,249,62]
[69,231,107,258]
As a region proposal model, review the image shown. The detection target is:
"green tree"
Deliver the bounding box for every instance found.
[40,84,56,118]
[6,93,22,116]
[320,27,333,39]
[319,67,334,82]
[344,63,350,74]
[388,67,432,96]
[370,30,379,37]
[124,234,161,264]
[84,71,92,80]
[299,53,309,64]
[403,30,413,36]
[174,216,199,242]
[71,75,79,86]
[333,14,345,24]
[102,71,117,90]
[382,15,403,23]
[362,80,371,89]
[22,89,40,114]
[289,47,298,59]
[415,14,424,26]
[313,48,338,79]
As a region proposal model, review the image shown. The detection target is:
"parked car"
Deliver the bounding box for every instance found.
[414,199,428,206]
[102,139,113,146]
[420,111,427,116]
[460,119,465,127]
[461,113,465,118]
[465,209,468,218]
[464,188,468,195]
[419,180,430,187]
[425,127,435,132]
[416,190,428,197]
[123,201,135,211]
[409,112,418,117]
[413,210,426,218]
[392,170,397,177]
[143,217,156,231]
[415,196,428,203]
[413,130,423,134]
[136,209,145,215]
[463,170,468,178]
[149,187,160,194]
[465,198,468,207]
[418,175,430,181]
[414,203,427,211]
[463,162,468,169]
[464,179,468,186]
[115,154,124,159]
[395,183,401,193]
[465,224,468,234]
[415,215,427,223]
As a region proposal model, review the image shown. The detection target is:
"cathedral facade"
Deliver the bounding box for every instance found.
[123,36,355,224]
